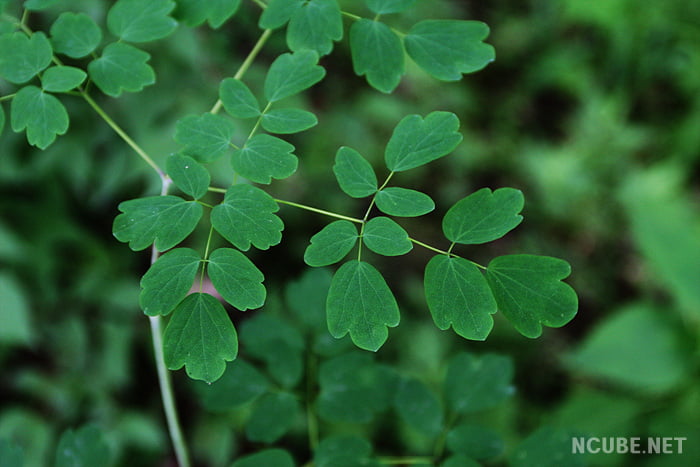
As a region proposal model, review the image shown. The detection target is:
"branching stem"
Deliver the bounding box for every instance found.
[275,198,363,224]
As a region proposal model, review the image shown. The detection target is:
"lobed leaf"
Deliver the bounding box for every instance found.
[166,154,210,200]
[50,12,102,58]
[314,435,374,467]
[259,0,304,29]
[445,352,514,413]
[375,187,434,217]
[327,260,400,351]
[54,425,110,467]
[195,358,268,411]
[211,184,283,251]
[231,134,297,183]
[176,0,242,28]
[107,0,177,43]
[350,19,404,93]
[112,195,203,251]
[231,449,295,467]
[40,66,87,93]
[163,293,238,383]
[486,255,578,338]
[424,255,497,341]
[405,20,495,81]
[264,50,326,102]
[333,146,378,198]
[261,108,318,134]
[88,42,155,97]
[287,0,343,56]
[362,216,412,256]
[245,392,300,443]
[365,0,417,14]
[443,187,524,244]
[394,378,443,436]
[304,220,358,267]
[174,113,235,163]
[0,31,52,84]
[139,248,201,316]
[446,423,504,460]
[219,78,260,119]
[11,85,69,149]
[207,248,265,311]
[385,111,462,172]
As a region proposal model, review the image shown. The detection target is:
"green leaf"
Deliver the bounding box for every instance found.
[231,449,295,467]
[163,293,238,383]
[394,378,443,436]
[0,439,23,467]
[195,358,268,411]
[443,188,524,244]
[350,19,404,93]
[50,12,102,58]
[24,0,59,10]
[315,435,373,467]
[174,113,235,163]
[385,111,462,172]
[285,268,333,330]
[333,146,378,198]
[510,427,585,467]
[304,220,359,267]
[207,248,265,311]
[375,187,434,217]
[287,0,343,56]
[0,31,52,84]
[88,42,156,97]
[107,0,177,43]
[55,425,110,467]
[446,424,504,460]
[365,0,417,14]
[405,20,495,81]
[363,216,412,256]
[139,248,201,316]
[245,392,300,443]
[211,184,283,251]
[441,455,481,467]
[219,78,260,119]
[261,108,318,134]
[424,255,497,341]
[231,134,297,183]
[327,260,400,351]
[112,195,203,251]
[486,255,578,338]
[264,50,326,102]
[259,0,304,29]
[166,154,210,199]
[0,102,5,137]
[176,0,242,28]
[0,274,33,345]
[445,353,514,413]
[11,86,69,149]
[40,66,87,92]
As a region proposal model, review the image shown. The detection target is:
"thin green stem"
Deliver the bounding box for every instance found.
[410,238,452,256]
[249,0,268,9]
[199,226,216,291]
[196,200,214,209]
[378,457,435,465]
[342,11,362,21]
[208,186,228,194]
[247,101,272,141]
[274,198,364,224]
[0,93,15,102]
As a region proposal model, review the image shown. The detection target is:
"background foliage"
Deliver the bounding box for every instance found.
[1,0,699,466]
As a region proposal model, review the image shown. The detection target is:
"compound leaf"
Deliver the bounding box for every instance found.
[446,424,504,460]
[55,425,110,467]
[50,12,102,58]
[107,0,177,43]
[385,111,462,172]
[327,260,400,351]
[195,358,268,411]
[207,248,265,311]
[445,353,514,413]
[365,0,417,14]
[333,146,378,198]
[245,392,300,443]
[88,42,155,97]
[350,19,404,93]
[166,154,210,200]
[40,66,86,92]
[264,50,326,102]
[211,184,283,251]
[140,247,201,316]
[394,378,443,436]
[259,0,304,29]
[174,113,235,163]
[232,449,295,467]
[231,133,297,183]
[443,188,524,244]
[363,216,412,256]
[163,293,238,383]
[424,255,497,341]
[0,439,23,467]
[261,108,318,134]
[304,220,358,267]
[219,78,260,119]
[11,85,68,149]
[486,255,578,338]
[287,0,343,56]
[405,20,495,81]
[176,0,242,28]
[315,435,374,467]
[112,195,203,251]
[0,31,52,84]
[375,187,434,217]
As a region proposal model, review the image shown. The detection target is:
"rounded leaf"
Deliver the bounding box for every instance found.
[333,146,378,198]
[207,248,266,311]
[50,12,102,58]
[166,154,211,200]
[375,187,434,217]
[304,220,358,267]
[362,217,412,256]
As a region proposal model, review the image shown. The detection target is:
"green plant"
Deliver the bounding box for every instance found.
[0,0,581,465]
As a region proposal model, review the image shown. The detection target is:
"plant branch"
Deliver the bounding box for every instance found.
[275,198,364,224]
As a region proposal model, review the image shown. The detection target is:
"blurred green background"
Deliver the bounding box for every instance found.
[1,0,699,466]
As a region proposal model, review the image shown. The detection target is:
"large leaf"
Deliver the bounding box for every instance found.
[327,260,400,351]
[0,31,52,84]
[174,113,235,163]
[112,195,203,251]
[364,0,417,14]
[10,86,68,149]
[264,50,326,102]
[405,20,495,80]
[40,66,87,93]
[446,424,504,460]
[259,0,304,29]
[443,187,524,244]
[219,77,260,119]
[261,108,318,134]
[350,19,404,93]
[0,439,23,467]
[424,255,497,341]
[245,392,300,443]
[211,184,283,251]
[362,216,412,256]
[207,248,265,311]
[287,0,343,56]
[176,0,242,28]
[50,12,102,58]
[166,154,210,200]
[384,111,462,172]
[315,435,374,467]
[231,134,297,183]
[139,248,201,316]
[486,255,578,338]
[231,449,295,467]
[107,0,177,43]
[333,146,378,198]
[304,220,359,267]
[375,187,434,217]
[54,425,110,467]
[88,42,155,97]
[195,358,268,411]
[445,352,514,413]
[394,378,443,436]
[163,293,238,383]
